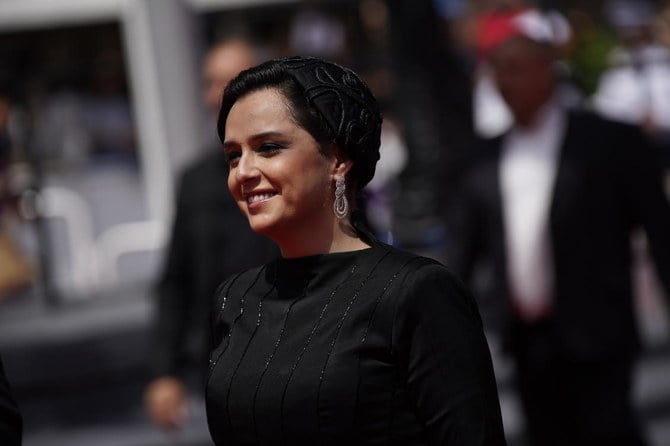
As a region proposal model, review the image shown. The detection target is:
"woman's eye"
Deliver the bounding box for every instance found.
[258,143,283,154]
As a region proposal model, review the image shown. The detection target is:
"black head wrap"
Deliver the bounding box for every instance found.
[277,57,382,187]
[219,56,382,243]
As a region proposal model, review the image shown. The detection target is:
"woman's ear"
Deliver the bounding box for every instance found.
[333,153,353,178]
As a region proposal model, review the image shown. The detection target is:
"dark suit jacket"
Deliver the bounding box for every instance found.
[446,109,670,361]
[0,356,22,446]
[149,150,278,379]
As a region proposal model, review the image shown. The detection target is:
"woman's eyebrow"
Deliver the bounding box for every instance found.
[223,131,285,149]
[249,131,284,142]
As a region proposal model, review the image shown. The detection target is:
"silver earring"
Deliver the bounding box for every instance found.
[333,176,349,220]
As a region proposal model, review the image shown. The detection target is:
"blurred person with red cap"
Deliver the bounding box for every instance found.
[471,3,576,137]
[446,6,670,446]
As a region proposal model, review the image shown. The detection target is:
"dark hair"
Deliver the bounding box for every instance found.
[217,56,382,244]
[218,64,336,155]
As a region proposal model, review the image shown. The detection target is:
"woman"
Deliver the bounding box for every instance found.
[206,56,506,445]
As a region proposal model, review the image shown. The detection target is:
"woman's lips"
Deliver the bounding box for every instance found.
[246,192,276,204]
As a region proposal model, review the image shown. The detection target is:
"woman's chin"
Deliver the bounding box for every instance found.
[248,219,276,238]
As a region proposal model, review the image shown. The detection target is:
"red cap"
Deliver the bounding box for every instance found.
[476,8,571,58]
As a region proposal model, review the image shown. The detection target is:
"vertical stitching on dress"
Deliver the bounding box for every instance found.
[315,250,392,445]
[223,268,278,437]
[208,267,265,382]
[279,263,359,446]
[352,257,419,444]
[252,278,310,442]
[205,273,244,410]
[207,273,240,375]
[386,258,424,445]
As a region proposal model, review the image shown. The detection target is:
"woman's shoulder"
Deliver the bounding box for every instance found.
[375,243,458,281]
[377,244,479,318]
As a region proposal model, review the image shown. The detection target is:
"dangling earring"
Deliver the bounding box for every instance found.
[333,176,349,220]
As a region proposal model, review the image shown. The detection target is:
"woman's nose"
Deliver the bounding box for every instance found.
[235,152,258,182]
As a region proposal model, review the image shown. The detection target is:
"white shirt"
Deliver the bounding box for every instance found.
[500,99,566,320]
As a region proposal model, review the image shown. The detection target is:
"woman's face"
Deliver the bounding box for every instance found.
[223,87,338,243]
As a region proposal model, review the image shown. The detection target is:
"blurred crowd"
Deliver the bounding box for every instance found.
[1,0,670,445]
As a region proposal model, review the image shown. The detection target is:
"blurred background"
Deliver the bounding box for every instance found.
[0,0,668,445]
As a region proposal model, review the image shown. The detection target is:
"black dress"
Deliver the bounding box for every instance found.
[206,243,505,445]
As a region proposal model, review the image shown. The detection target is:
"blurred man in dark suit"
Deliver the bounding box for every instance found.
[144,38,278,431]
[446,8,670,446]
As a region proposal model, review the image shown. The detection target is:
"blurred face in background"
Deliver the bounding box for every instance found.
[202,40,256,116]
[489,36,555,127]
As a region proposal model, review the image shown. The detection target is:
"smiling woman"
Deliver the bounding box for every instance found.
[222,88,339,255]
[206,56,506,445]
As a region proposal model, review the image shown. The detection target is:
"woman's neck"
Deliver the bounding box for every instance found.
[277,220,371,259]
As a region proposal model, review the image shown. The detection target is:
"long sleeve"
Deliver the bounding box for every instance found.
[443,139,501,285]
[149,176,193,378]
[444,175,486,284]
[616,124,670,296]
[393,264,506,445]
